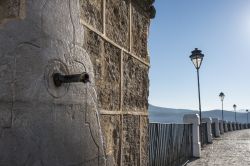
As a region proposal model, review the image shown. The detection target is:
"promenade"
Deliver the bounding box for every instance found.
[187,129,250,166]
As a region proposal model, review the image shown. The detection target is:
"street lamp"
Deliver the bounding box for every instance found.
[190,48,204,123]
[233,104,237,122]
[246,109,249,124]
[219,92,225,121]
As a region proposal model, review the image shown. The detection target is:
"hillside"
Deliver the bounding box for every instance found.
[149,104,248,123]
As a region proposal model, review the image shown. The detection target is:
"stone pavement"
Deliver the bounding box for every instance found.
[187,129,250,166]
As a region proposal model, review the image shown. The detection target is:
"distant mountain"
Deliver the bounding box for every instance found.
[149,104,249,124]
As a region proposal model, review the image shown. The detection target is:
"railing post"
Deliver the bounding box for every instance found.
[224,120,228,132]
[219,120,224,134]
[212,118,220,137]
[229,121,233,131]
[202,117,212,143]
[183,114,201,158]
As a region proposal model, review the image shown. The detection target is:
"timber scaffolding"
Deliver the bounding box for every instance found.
[148,114,250,166]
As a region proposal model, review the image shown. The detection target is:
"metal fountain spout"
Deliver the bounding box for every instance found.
[53,72,90,87]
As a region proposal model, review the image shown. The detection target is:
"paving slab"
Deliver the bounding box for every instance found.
[187,129,250,166]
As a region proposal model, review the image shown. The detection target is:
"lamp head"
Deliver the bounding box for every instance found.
[219,92,225,101]
[190,48,204,69]
[233,104,237,110]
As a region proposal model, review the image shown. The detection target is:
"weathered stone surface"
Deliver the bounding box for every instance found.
[0,0,153,165]
[122,115,140,166]
[83,28,104,80]
[0,0,25,23]
[131,4,150,62]
[0,1,106,165]
[84,29,121,111]
[100,115,121,166]
[133,0,156,19]
[101,42,121,110]
[123,53,149,112]
[0,103,102,166]
[106,0,129,50]
[80,0,103,32]
[140,116,149,166]
[0,103,12,127]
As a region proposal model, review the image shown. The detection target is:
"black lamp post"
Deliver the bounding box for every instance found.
[246,109,249,124]
[233,104,237,122]
[219,92,225,121]
[190,48,204,123]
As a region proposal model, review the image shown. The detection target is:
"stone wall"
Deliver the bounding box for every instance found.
[81,0,155,165]
[0,0,154,165]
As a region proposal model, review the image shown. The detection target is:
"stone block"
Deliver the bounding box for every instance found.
[183,114,201,158]
[106,0,130,50]
[100,115,121,166]
[212,118,220,137]
[219,120,224,134]
[202,117,212,143]
[140,116,149,166]
[84,29,121,111]
[83,29,104,78]
[224,120,228,132]
[80,0,103,32]
[98,41,121,111]
[123,53,149,112]
[122,115,140,165]
[131,3,150,62]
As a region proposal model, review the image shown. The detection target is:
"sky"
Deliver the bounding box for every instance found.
[148,0,250,111]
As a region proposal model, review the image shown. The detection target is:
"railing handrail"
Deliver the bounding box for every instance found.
[150,122,193,125]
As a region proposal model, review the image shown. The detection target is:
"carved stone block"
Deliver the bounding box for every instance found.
[84,28,121,111]
[80,0,103,32]
[131,3,150,62]
[122,115,140,165]
[140,116,149,166]
[100,115,121,166]
[106,0,129,49]
[123,53,149,112]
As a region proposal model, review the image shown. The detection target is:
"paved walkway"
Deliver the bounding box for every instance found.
[187,129,250,166]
